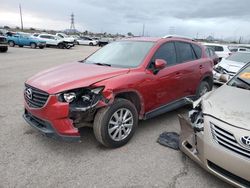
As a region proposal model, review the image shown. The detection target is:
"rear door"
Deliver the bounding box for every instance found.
[174,41,202,97]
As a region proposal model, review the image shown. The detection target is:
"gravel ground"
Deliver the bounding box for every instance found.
[0,46,230,188]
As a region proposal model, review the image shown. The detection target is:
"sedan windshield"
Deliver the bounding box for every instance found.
[228,63,250,90]
[84,41,155,68]
[226,52,250,63]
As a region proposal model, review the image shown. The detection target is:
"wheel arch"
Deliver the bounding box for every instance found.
[114,90,144,119]
[201,75,213,90]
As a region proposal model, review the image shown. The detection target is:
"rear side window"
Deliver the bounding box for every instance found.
[152,42,177,66]
[175,42,196,63]
[191,44,202,59]
[214,46,223,52]
[207,45,223,52]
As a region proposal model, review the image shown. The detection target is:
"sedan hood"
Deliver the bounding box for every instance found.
[218,59,246,73]
[202,85,250,130]
[26,62,129,94]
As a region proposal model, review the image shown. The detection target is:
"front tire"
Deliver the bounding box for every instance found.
[58,43,64,49]
[93,98,138,148]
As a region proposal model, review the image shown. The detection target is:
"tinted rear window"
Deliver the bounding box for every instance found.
[191,44,202,59]
[176,42,196,63]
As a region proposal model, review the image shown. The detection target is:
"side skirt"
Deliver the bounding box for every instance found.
[143,96,195,120]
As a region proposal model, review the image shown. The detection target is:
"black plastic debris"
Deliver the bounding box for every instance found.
[157,132,180,150]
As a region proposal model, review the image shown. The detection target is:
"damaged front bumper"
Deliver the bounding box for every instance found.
[178,110,250,187]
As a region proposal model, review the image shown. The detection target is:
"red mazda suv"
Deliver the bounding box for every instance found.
[23,36,213,148]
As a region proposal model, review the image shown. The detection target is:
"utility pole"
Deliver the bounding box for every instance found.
[142,23,145,37]
[19,4,23,30]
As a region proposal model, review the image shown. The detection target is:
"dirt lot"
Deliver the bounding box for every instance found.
[0,46,230,188]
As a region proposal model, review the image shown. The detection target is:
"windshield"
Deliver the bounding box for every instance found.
[228,63,250,90]
[85,41,155,68]
[226,52,250,63]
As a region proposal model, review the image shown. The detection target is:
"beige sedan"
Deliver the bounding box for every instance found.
[179,63,250,188]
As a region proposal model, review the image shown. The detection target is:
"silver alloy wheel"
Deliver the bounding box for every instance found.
[108,108,133,141]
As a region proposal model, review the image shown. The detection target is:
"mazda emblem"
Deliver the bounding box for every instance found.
[26,88,33,100]
[241,136,250,147]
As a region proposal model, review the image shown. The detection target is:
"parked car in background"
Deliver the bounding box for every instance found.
[205,46,219,65]
[23,36,213,148]
[204,43,231,60]
[213,52,250,84]
[0,35,8,52]
[56,33,75,45]
[76,36,98,46]
[35,34,74,49]
[179,62,250,188]
[7,33,46,49]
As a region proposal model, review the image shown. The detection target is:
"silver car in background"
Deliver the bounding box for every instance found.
[213,52,250,84]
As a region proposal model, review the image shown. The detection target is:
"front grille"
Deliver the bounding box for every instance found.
[24,84,49,108]
[208,160,250,187]
[211,123,250,159]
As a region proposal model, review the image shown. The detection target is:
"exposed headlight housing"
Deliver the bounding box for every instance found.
[57,87,105,111]
[63,92,76,103]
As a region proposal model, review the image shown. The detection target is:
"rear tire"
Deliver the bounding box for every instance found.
[89,42,93,46]
[8,41,15,47]
[195,81,210,99]
[39,46,44,49]
[30,43,37,49]
[93,98,138,148]
[0,46,8,52]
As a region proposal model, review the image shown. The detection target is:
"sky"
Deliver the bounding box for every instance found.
[1,0,250,40]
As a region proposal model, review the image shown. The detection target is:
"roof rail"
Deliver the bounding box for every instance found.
[162,35,195,41]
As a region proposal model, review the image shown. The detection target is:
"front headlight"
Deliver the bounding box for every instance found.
[58,86,104,105]
[63,92,76,103]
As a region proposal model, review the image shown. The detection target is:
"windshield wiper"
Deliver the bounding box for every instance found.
[94,62,111,67]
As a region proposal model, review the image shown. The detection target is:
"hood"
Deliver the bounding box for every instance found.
[218,59,246,73]
[26,62,129,94]
[202,84,250,130]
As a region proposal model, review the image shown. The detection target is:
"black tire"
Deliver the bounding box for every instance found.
[89,42,93,46]
[58,43,64,49]
[30,43,37,49]
[0,46,8,52]
[18,45,23,47]
[39,46,45,49]
[93,98,138,148]
[8,41,15,47]
[195,81,210,99]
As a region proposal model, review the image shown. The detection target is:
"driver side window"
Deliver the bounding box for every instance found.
[149,42,177,69]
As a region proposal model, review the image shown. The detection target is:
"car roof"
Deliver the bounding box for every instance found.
[122,36,196,43]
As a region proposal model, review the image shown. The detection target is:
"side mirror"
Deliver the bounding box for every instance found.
[155,59,167,70]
